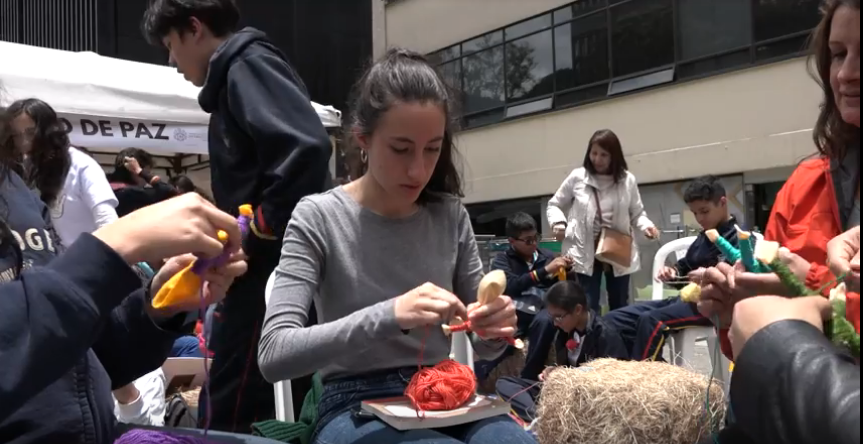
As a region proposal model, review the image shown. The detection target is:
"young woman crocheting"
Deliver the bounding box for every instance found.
[258,49,535,444]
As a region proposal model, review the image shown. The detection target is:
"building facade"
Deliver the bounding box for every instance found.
[375,0,824,295]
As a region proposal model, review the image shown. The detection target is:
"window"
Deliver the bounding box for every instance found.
[429,0,821,130]
[462,46,505,114]
[610,0,674,77]
[505,30,554,101]
[553,0,607,23]
[753,0,821,42]
[554,11,610,91]
[678,0,752,60]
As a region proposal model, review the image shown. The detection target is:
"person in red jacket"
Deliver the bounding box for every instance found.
[695,0,859,362]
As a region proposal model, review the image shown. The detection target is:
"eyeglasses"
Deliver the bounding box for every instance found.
[552,313,569,323]
[515,236,539,245]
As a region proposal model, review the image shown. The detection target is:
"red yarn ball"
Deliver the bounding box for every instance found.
[405,359,477,412]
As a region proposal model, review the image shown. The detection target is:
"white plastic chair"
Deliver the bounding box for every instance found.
[263,270,475,423]
[264,271,295,423]
[652,237,730,386]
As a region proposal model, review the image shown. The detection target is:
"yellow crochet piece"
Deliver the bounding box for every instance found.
[680,283,702,303]
[557,268,567,282]
[151,231,229,309]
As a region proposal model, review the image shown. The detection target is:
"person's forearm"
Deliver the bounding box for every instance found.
[732,320,861,444]
[0,234,141,420]
[258,299,402,382]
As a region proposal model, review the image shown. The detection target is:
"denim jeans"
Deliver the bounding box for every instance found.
[314,368,537,444]
[577,259,631,313]
[170,335,204,358]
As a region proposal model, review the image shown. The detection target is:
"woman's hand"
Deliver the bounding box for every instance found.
[148,251,248,319]
[828,226,860,292]
[552,223,566,242]
[729,296,832,359]
[394,283,468,330]
[123,156,143,175]
[692,250,812,326]
[467,295,518,340]
[93,193,241,265]
[656,266,678,283]
[643,226,660,240]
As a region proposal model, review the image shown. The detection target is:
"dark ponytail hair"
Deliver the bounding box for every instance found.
[346,48,463,204]
[1,98,71,208]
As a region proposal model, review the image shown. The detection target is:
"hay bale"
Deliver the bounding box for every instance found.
[535,359,725,444]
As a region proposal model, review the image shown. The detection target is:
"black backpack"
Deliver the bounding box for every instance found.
[163,393,197,428]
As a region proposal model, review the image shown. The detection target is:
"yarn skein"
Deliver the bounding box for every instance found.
[114,429,211,444]
[404,359,477,412]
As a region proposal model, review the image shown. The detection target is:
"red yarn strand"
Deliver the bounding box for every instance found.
[404,326,477,417]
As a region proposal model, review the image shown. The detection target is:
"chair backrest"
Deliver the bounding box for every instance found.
[652,236,697,301]
[265,271,276,305]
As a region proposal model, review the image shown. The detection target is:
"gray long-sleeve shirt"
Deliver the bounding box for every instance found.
[258,187,506,382]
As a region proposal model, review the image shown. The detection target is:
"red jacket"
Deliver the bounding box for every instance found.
[720,158,861,359]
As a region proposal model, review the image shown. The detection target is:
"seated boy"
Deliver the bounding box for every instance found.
[496,280,629,422]
[603,175,739,361]
[480,212,570,381]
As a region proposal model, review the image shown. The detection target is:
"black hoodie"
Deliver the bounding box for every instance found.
[198,27,331,259]
[0,169,184,444]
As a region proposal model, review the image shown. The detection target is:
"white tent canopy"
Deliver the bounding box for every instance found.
[0,41,341,155]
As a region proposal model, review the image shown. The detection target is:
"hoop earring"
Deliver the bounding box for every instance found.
[360,150,368,164]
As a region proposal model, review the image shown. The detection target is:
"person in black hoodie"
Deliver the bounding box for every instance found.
[0,166,273,444]
[141,0,332,431]
[603,175,736,360]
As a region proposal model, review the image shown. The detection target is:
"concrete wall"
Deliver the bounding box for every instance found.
[455,58,821,203]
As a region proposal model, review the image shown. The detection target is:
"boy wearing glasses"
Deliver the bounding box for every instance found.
[478,213,570,382]
[496,280,629,423]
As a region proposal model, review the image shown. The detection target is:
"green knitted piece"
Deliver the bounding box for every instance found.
[252,373,324,444]
[831,296,861,359]
[768,258,816,297]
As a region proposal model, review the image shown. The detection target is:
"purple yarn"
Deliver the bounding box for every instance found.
[114,429,212,444]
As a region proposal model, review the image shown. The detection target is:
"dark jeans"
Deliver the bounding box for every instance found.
[576,260,631,313]
[171,335,204,358]
[314,368,536,444]
[116,424,284,444]
[603,297,712,361]
[204,255,276,433]
[494,377,541,423]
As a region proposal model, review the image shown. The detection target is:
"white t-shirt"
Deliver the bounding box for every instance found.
[51,147,119,246]
[113,368,167,426]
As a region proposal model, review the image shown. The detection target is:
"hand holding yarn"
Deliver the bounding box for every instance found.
[394,282,468,330]
[465,294,518,341]
[148,251,248,319]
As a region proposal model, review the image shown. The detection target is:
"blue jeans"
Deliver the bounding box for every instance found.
[577,260,631,313]
[170,335,203,358]
[314,368,536,444]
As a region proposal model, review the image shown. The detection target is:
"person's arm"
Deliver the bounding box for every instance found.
[137,171,177,203]
[114,369,167,426]
[546,171,578,229]
[227,54,331,244]
[91,287,191,390]
[491,252,551,299]
[627,175,654,232]
[0,234,142,421]
[78,161,119,228]
[258,199,403,382]
[452,205,508,361]
[731,320,860,444]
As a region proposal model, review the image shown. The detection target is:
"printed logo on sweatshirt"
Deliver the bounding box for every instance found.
[0,228,57,283]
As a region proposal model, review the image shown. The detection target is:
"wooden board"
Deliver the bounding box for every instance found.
[361,394,511,431]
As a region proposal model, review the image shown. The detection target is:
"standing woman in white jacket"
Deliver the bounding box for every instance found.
[547,129,658,313]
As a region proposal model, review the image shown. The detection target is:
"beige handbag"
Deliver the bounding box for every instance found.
[593,188,633,269]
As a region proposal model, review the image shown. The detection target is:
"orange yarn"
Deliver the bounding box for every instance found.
[404,359,477,413]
